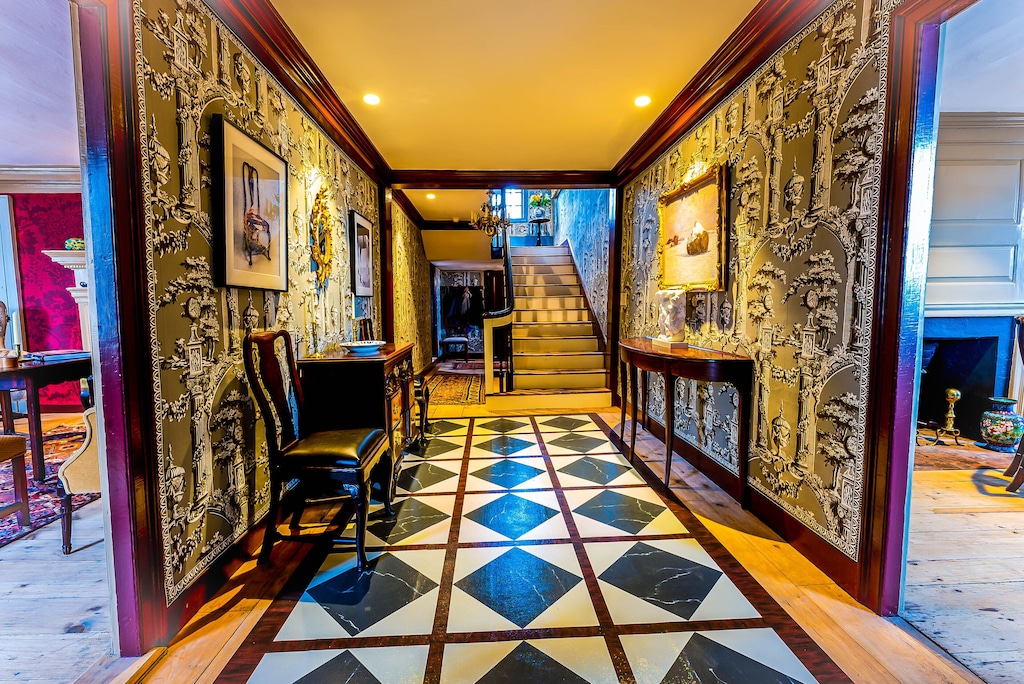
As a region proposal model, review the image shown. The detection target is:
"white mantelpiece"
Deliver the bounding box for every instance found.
[42,249,90,351]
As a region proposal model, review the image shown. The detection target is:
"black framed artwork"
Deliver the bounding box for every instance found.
[350,210,373,297]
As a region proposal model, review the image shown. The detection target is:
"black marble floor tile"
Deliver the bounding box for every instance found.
[306,553,438,634]
[477,642,588,684]
[294,649,382,684]
[428,420,466,436]
[464,493,559,540]
[574,489,666,535]
[470,459,546,489]
[365,497,449,544]
[547,432,610,454]
[537,415,592,432]
[397,462,458,492]
[668,633,802,683]
[455,547,582,627]
[558,455,633,485]
[599,541,721,621]
[475,435,534,456]
[415,436,465,459]
[477,417,531,433]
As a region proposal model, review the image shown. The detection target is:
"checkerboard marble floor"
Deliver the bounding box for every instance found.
[221,414,847,683]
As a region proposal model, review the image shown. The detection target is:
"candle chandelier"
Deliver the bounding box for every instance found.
[469,189,511,237]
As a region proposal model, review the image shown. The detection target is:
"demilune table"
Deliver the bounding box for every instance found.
[617,337,754,506]
[0,352,93,482]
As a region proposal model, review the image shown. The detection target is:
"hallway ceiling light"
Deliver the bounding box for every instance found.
[363,93,381,105]
[426,193,436,199]
[634,95,652,107]
[469,190,511,237]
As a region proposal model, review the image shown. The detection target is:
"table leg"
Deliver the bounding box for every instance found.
[663,372,674,488]
[641,371,649,430]
[618,359,627,446]
[1003,441,1024,479]
[629,363,638,464]
[0,390,14,434]
[26,378,45,482]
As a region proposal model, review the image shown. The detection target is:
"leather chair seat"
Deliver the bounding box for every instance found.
[283,428,386,468]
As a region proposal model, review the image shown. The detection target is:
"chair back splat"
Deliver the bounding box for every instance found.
[244,329,302,453]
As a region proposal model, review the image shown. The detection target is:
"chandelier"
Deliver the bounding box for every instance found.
[469,189,511,237]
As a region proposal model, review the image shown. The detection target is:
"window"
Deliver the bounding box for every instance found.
[502,189,525,221]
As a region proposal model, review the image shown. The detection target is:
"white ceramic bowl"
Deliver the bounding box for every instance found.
[341,340,386,355]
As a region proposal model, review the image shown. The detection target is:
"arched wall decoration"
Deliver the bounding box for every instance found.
[132,0,381,603]
[308,183,333,292]
[619,0,902,559]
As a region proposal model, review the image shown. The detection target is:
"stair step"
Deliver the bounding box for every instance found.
[513,264,576,276]
[513,336,600,353]
[515,284,582,297]
[516,295,587,309]
[512,321,594,338]
[513,273,580,286]
[485,388,612,410]
[512,255,573,266]
[511,246,570,256]
[514,308,591,323]
[514,368,608,390]
[514,351,605,370]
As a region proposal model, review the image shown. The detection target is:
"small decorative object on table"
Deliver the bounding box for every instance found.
[341,340,385,356]
[64,238,85,251]
[651,289,688,349]
[932,387,962,445]
[979,397,1024,452]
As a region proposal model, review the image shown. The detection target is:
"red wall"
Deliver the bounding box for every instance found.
[11,194,85,410]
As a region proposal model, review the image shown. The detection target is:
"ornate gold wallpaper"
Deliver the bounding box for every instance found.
[620,0,899,559]
[391,204,432,373]
[133,0,381,602]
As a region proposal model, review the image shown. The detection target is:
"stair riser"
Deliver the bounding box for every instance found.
[515,309,591,323]
[513,274,580,286]
[513,338,599,353]
[512,255,573,266]
[517,296,587,309]
[513,265,576,276]
[515,285,582,297]
[513,322,594,338]
[514,372,608,390]
[511,247,570,256]
[515,354,605,370]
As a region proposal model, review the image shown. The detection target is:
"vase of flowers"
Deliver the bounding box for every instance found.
[528,192,551,220]
[979,397,1024,452]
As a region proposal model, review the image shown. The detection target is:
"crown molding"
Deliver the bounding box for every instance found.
[0,165,82,193]
[611,0,833,185]
[390,169,614,190]
[390,188,424,226]
[204,0,390,183]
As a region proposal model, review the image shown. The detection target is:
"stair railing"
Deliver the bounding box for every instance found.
[483,227,515,396]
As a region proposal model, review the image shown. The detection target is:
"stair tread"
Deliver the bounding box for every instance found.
[514,367,608,375]
[514,350,604,356]
[497,388,611,396]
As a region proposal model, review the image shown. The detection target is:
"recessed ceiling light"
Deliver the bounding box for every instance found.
[426,193,436,200]
[634,95,651,107]
[363,93,381,105]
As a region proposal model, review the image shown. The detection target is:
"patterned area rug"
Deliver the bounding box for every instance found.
[0,424,97,549]
[432,360,485,375]
[219,413,847,683]
[425,372,484,405]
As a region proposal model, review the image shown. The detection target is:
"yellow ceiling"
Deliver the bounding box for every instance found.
[269,0,760,172]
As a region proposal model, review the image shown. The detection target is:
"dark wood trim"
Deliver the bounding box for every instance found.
[611,0,832,185]
[863,0,981,616]
[390,170,614,190]
[74,0,163,655]
[380,185,394,342]
[203,0,389,183]
[609,185,624,407]
[390,188,425,226]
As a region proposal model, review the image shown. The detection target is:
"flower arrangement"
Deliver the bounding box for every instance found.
[528,192,551,209]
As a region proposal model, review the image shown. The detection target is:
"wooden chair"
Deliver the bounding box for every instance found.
[57,407,101,553]
[243,330,392,568]
[0,434,29,529]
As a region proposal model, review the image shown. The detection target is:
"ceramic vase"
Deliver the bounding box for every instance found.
[979,397,1024,452]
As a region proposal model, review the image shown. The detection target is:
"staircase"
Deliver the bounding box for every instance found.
[501,246,610,407]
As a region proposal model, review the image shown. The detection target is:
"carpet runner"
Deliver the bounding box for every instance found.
[220,413,847,683]
[425,373,484,406]
[0,424,97,549]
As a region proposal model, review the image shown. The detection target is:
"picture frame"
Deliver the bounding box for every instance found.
[657,163,727,292]
[350,210,374,297]
[213,114,288,291]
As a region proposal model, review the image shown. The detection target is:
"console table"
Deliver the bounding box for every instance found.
[297,343,417,463]
[618,338,753,505]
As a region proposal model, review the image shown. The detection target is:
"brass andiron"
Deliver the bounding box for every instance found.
[933,387,962,445]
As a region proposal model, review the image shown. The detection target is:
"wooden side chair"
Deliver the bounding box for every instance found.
[57,407,101,553]
[243,330,393,568]
[0,434,29,529]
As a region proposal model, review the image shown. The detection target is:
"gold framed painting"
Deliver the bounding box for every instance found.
[658,163,727,292]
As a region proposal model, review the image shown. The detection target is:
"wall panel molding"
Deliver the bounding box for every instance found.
[0,165,82,193]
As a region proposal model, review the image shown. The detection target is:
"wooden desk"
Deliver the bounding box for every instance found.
[618,338,753,505]
[0,353,93,482]
[296,343,417,462]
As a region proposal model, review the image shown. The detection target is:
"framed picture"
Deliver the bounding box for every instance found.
[213,114,288,291]
[350,210,374,297]
[658,163,727,292]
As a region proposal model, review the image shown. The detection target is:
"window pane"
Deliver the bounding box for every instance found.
[504,189,524,220]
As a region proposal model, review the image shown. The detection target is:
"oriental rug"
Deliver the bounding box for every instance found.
[0,424,98,549]
[425,372,484,406]
[219,413,847,683]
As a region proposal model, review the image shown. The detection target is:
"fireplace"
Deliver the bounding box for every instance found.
[917,317,1015,441]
